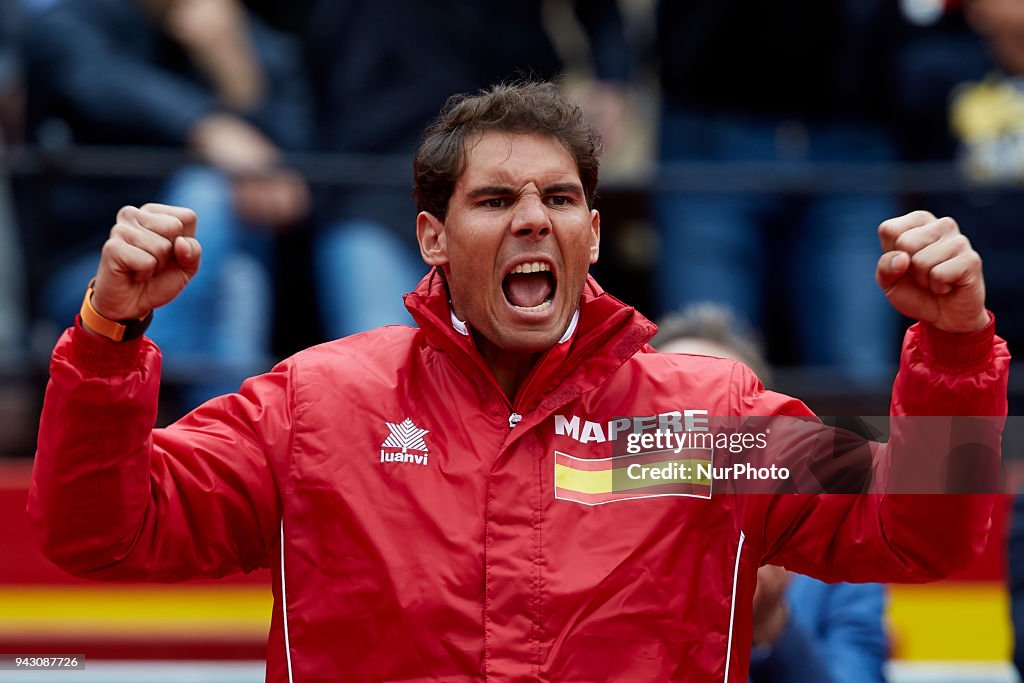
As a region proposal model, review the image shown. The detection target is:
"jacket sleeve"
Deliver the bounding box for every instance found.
[745,314,1009,582]
[29,321,291,581]
[816,582,888,683]
[244,16,314,151]
[572,0,631,83]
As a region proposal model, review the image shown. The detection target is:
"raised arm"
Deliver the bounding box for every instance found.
[746,211,1009,582]
[30,205,289,580]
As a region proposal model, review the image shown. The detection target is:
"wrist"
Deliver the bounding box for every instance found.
[80,280,153,342]
[918,311,995,369]
[967,310,992,333]
[932,310,991,335]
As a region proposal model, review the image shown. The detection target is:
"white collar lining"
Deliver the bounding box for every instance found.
[449,307,579,345]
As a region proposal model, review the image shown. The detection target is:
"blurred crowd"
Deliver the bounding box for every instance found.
[1,2,1023,681]
[0,0,1022,403]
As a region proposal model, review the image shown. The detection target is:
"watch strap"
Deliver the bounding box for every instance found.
[79,280,153,342]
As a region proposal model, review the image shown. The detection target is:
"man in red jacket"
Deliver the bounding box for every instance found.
[31,82,1009,682]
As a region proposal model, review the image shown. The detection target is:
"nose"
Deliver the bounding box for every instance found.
[510,194,551,238]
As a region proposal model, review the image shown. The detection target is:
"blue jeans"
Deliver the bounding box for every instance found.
[42,166,273,406]
[315,220,423,339]
[656,108,899,381]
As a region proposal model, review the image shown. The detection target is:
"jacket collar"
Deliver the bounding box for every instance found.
[404,269,658,419]
[450,307,580,345]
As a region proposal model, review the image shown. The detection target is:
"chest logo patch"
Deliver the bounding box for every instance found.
[554,448,713,505]
[380,418,430,467]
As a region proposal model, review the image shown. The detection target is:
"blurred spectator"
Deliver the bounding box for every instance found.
[747,567,887,683]
[0,0,27,353]
[654,303,888,683]
[20,0,313,406]
[304,0,631,339]
[654,0,907,382]
[653,303,772,383]
[896,0,1024,358]
[240,0,318,39]
[0,0,22,147]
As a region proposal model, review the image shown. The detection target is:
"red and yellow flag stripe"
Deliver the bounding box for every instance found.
[554,449,713,505]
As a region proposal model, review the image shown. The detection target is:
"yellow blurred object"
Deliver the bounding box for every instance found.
[951,77,1024,143]
[0,585,270,640]
[950,76,1024,181]
[888,582,1010,661]
[0,580,1011,660]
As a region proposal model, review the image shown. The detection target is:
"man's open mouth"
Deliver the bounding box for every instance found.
[502,261,556,312]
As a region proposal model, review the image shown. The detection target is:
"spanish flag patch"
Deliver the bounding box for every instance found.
[553,449,713,506]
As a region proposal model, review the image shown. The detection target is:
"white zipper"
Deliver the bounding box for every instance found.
[281,522,295,683]
[723,530,746,683]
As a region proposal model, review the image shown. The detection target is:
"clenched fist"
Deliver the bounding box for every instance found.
[877,211,989,334]
[90,204,202,322]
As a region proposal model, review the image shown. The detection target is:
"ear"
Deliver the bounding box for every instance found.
[417,211,449,267]
[588,209,601,265]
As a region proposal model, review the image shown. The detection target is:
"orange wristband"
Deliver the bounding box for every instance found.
[79,280,152,342]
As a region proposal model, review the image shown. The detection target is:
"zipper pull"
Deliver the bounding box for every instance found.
[508,412,522,428]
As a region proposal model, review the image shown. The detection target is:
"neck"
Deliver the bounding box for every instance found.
[474,334,540,401]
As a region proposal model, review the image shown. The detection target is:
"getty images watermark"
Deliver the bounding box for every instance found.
[553,412,1007,506]
[621,410,785,486]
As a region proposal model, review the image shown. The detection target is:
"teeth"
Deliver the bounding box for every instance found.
[511,300,552,312]
[511,261,551,274]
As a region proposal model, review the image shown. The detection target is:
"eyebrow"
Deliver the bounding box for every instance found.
[466,185,516,199]
[465,182,585,199]
[544,182,585,197]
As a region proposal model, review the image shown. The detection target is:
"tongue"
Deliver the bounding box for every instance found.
[504,272,553,308]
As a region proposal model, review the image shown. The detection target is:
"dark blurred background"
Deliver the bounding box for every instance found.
[1,1,1023,680]
[1,0,1023,449]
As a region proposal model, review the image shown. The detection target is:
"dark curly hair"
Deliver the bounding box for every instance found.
[413,81,603,220]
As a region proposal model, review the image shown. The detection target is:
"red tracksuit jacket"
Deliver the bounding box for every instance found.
[31,272,1009,682]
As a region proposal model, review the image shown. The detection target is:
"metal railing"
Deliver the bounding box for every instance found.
[6,144,1024,195]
